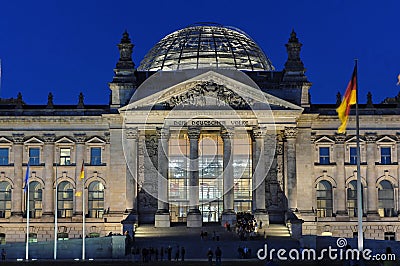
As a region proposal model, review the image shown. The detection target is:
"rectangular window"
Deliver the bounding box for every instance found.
[349,147,357,165]
[384,232,395,241]
[60,148,71,165]
[0,148,9,165]
[90,147,102,165]
[381,147,391,164]
[319,147,330,164]
[29,148,40,165]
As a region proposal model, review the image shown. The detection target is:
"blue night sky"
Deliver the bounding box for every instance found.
[0,0,399,105]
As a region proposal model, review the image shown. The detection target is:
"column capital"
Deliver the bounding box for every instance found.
[156,127,170,140]
[43,133,56,143]
[74,133,86,143]
[365,132,377,143]
[284,127,298,139]
[12,133,25,144]
[334,133,346,144]
[126,127,138,139]
[104,132,110,143]
[187,126,200,140]
[252,127,266,140]
[220,127,234,140]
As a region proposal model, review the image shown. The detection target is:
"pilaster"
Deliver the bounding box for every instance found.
[187,126,202,227]
[11,133,24,218]
[334,133,348,218]
[74,133,86,217]
[155,127,170,227]
[42,133,56,219]
[365,133,379,219]
[284,127,298,211]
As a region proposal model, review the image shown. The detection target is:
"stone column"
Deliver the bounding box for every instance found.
[11,133,24,219]
[334,133,348,218]
[187,126,202,227]
[252,127,269,226]
[122,127,138,230]
[221,127,235,225]
[284,127,298,211]
[155,127,170,227]
[74,133,86,218]
[42,133,56,220]
[365,133,379,218]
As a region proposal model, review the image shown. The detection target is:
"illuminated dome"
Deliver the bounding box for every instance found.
[138,23,274,71]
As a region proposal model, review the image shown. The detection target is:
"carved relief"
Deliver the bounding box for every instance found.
[284,127,298,139]
[12,133,24,144]
[163,81,252,109]
[334,133,346,144]
[365,132,377,143]
[126,128,138,139]
[74,133,86,143]
[42,133,56,143]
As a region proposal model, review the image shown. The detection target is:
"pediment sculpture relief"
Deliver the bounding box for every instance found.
[163,81,252,109]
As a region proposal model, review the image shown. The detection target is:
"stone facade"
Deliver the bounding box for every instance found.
[1,25,400,243]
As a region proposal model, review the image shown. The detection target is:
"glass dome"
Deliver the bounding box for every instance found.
[138,23,274,71]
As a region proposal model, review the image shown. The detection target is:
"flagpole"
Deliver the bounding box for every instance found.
[82,161,85,260]
[354,59,363,251]
[25,166,30,261]
[54,163,58,260]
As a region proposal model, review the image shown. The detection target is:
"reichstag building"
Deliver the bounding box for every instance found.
[0,23,399,243]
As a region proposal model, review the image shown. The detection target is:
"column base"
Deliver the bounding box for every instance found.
[155,213,170,227]
[366,211,380,220]
[41,212,55,222]
[221,211,236,227]
[187,212,202,227]
[254,211,269,229]
[335,210,349,221]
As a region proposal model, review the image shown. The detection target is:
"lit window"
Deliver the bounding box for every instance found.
[60,148,71,165]
[319,147,330,164]
[347,180,363,217]
[349,147,357,165]
[0,233,5,244]
[378,180,394,217]
[29,148,40,165]
[0,148,9,165]
[28,181,42,218]
[90,147,102,165]
[381,147,391,164]
[0,182,11,218]
[88,181,104,218]
[316,181,333,217]
[57,181,73,218]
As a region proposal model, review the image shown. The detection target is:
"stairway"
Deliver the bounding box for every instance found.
[263,224,291,237]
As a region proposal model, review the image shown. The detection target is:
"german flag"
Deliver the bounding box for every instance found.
[336,64,357,133]
[79,161,85,179]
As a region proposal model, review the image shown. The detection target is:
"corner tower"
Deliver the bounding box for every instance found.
[109,31,137,109]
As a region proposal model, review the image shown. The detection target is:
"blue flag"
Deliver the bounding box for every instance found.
[24,163,30,192]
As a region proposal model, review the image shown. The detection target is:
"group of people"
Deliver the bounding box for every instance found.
[207,246,222,266]
[236,212,259,240]
[127,245,186,262]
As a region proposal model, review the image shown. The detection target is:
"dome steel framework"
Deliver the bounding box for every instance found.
[138,24,275,71]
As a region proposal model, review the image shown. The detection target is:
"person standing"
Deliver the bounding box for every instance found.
[167,245,172,261]
[1,249,5,261]
[181,246,186,261]
[174,246,180,261]
[160,247,164,261]
[207,248,213,266]
[215,246,222,266]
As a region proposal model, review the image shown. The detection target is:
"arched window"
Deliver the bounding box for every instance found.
[88,181,104,218]
[378,180,394,217]
[0,181,11,218]
[347,180,363,217]
[28,181,42,218]
[57,181,73,218]
[316,180,333,217]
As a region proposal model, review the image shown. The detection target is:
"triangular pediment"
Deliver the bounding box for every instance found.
[120,70,303,112]
[0,137,12,144]
[315,136,335,144]
[55,136,75,144]
[24,137,43,144]
[86,136,106,144]
[345,136,366,143]
[376,136,396,143]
